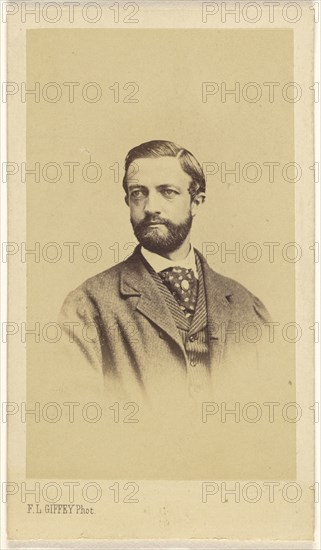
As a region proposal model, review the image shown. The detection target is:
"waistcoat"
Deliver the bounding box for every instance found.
[143,251,211,394]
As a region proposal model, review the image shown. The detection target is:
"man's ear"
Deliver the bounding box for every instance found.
[191,193,206,216]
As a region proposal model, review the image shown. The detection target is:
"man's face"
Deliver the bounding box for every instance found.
[126,156,202,254]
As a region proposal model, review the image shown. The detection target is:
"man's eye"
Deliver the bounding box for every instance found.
[130,189,144,199]
[162,189,177,197]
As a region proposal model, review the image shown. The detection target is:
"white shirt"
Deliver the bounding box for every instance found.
[140,244,199,279]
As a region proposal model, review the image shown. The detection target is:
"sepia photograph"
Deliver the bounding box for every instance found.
[59,138,272,401]
[2,1,318,546]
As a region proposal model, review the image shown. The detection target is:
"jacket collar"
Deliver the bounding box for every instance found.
[196,249,232,340]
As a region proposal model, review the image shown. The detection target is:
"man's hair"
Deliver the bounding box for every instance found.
[122,140,206,199]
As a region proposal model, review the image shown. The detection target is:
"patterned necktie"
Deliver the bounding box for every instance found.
[158,266,198,316]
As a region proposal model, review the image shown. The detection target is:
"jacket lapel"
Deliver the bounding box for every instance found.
[119,245,233,368]
[119,246,188,362]
[196,251,232,368]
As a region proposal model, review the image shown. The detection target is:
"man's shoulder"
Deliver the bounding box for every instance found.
[59,258,132,320]
[197,248,252,294]
[64,244,145,301]
[72,258,129,297]
[205,263,256,299]
[196,250,271,323]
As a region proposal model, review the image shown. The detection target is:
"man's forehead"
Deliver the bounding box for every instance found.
[127,156,190,184]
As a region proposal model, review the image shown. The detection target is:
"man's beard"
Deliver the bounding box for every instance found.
[131,212,193,254]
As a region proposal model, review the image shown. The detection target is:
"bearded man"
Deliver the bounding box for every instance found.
[59,140,271,401]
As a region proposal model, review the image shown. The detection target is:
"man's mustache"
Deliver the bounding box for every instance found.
[134,216,170,229]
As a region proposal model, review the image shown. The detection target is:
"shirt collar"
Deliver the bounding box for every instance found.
[140,244,199,279]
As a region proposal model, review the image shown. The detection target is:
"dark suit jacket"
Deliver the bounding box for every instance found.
[59,245,271,400]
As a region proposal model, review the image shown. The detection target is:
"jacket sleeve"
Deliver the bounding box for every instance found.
[58,287,103,373]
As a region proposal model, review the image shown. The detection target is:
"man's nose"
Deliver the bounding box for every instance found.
[144,191,161,214]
